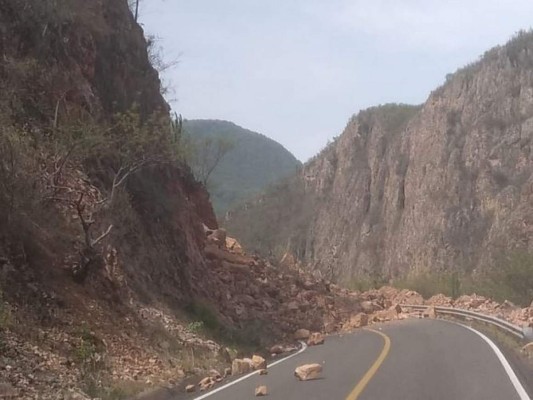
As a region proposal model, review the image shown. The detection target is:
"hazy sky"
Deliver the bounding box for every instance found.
[140,1,533,161]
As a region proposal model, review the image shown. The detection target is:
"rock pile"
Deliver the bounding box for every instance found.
[203,230,363,340]
[360,286,533,329]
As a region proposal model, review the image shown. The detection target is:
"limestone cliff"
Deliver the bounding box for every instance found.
[226,31,533,284]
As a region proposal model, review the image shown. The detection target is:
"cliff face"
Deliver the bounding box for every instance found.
[0,1,220,396]
[0,0,168,124]
[227,32,533,284]
[0,0,213,308]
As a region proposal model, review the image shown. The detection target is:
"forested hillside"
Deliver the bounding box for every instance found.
[184,119,301,216]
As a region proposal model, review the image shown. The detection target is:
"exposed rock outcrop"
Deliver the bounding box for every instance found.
[226,31,533,287]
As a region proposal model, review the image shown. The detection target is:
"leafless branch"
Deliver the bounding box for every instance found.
[75,193,92,248]
[52,142,77,185]
[92,224,113,246]
[53,98,60,130]
[106,156,166,206]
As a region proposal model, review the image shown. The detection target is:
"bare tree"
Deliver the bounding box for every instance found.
[75,193,113,250]
[189,137,235,186]
[53,110,176,282]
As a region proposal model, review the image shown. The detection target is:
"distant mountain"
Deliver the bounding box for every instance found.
[183,119,301,216]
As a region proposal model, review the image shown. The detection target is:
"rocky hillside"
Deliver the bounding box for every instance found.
[226,31,533,295]
[184,119,301,216]
[0,1,360,398]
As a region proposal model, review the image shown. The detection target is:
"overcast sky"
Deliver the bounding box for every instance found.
[140,1,533,161]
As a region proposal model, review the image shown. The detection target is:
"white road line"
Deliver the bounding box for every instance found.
[193,341,308,400]
[460,323,531,400]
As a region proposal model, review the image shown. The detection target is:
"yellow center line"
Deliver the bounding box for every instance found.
[345,328,391,400]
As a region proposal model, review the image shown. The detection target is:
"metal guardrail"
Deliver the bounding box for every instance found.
[400,304,532,341]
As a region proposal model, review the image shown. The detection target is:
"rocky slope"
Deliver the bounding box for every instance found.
[0,1,363,398]
[226,31,533,288]
[184,119,301,217]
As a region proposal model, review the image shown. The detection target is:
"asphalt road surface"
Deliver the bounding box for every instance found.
[182,319,531,400]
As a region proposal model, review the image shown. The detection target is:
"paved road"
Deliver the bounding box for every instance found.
[181,319,531,400]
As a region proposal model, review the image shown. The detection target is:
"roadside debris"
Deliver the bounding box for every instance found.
[294,329,311,340]
[270,344,285,355]
[294,363,322,381]
[255,385,268,396]
[231,358,254,375]
[307,332,325,346]
[198,376,215,391]
[252,355,267,370]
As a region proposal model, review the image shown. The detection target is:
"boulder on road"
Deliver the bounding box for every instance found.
[185,384,196,393]
[209,369,222,382]
[252,355,267,370]
[198,376,215,391]
[343,313,368,331]
[255,385,268,396]
[232,358,254,375]
[269,344,285,355]
[294,328,311,340]
[294,363,323,381]
[259,369,268,375]
[307,332,325,346]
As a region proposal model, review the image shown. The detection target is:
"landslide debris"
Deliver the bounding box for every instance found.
[294,364,323,381]
[255,385,268,396]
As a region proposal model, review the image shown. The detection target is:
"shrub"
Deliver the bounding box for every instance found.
[390,253,533,306]
[392,271,461,299]
[472,252,533,306]
[184,301,221,333]
[348,274,388,292]
[186,321,204,334]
